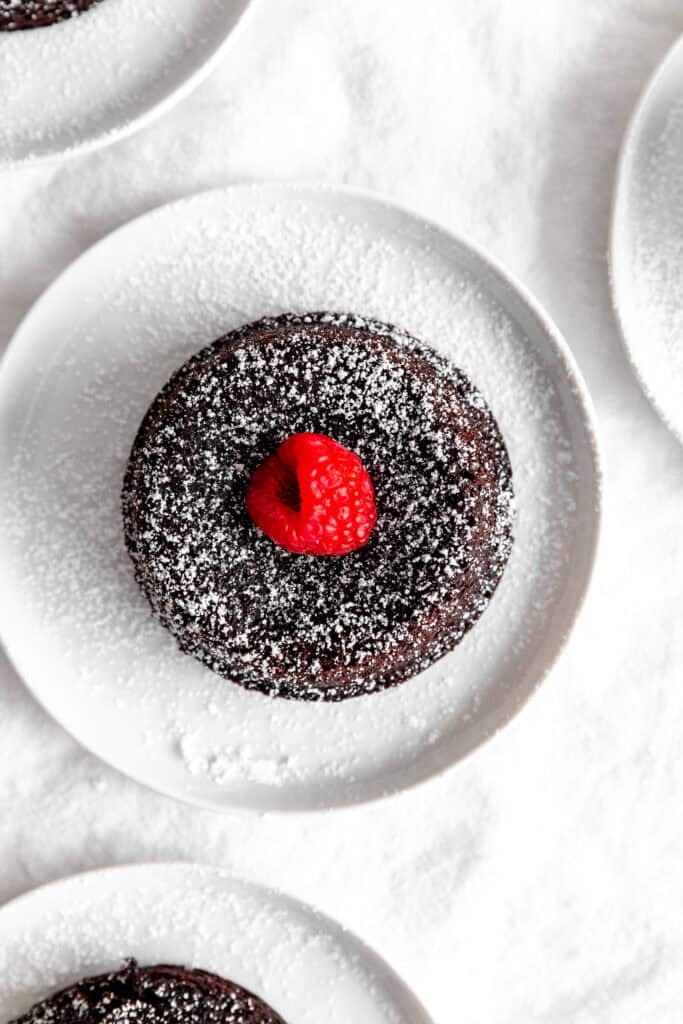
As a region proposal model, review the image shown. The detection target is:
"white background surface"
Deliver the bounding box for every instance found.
[1,2,683,1021]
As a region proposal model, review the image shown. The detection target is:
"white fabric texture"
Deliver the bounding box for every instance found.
[2,1,683,1021]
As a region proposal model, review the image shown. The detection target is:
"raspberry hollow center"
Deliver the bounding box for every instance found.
[277,467,302,513]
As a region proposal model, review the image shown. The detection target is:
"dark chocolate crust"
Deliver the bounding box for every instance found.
[10,960,288,1024]
[0,0,102,31]
[122,312,514,701]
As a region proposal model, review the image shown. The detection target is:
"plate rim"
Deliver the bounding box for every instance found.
[0,0,258,169]
[0,860,436,1024]
[0,181,604,813]
[609,31,683,445]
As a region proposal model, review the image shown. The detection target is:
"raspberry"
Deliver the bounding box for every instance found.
[246,432,377,555]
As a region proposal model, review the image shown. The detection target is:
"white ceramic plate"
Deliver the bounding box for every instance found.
[0,0,254,166]
[611,34,683,443]
[0,184,601,812]
[0,862,432,1023]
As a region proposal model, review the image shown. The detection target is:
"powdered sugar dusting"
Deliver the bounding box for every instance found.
[0,186,598,810]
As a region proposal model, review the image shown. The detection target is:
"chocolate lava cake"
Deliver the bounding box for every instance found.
[10,961,287,1024]
[0,0,102,31]
[122,312,515,701]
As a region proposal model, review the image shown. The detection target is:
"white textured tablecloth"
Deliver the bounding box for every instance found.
[2,2,683,1021]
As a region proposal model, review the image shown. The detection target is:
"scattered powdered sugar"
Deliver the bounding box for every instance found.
[0,865,421,1024]
[0,186,598,810]
[179,733,299,787]
[0,0,251,163]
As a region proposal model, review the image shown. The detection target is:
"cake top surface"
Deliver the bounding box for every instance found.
[11,961,286,1024]
[123,312,514,699]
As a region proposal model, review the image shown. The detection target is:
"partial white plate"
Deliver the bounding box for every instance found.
[0,862,432,1023]
[0,0,254,166]
[0,184,602,812]
[611,33,683,443]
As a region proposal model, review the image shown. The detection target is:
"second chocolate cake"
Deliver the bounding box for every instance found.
[10,960,287,1024]
[0,0,103,30]
[122,312,515,701]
